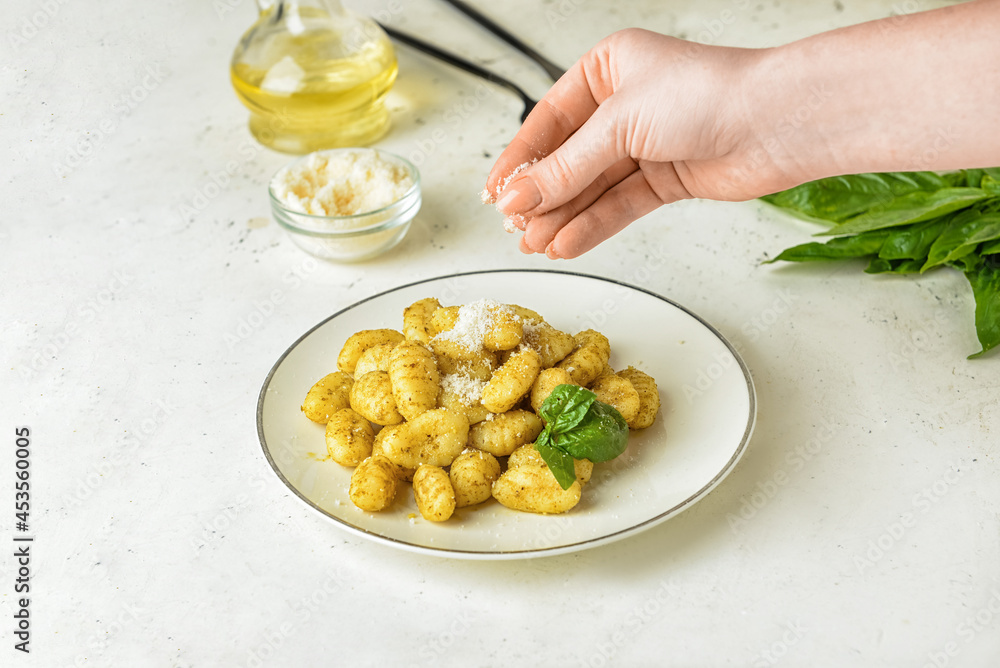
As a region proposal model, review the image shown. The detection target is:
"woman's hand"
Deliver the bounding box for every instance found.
[486,1,1000,259]
[485,28,785,259]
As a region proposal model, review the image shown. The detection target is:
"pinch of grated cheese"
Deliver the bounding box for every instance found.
[494,159,538,199]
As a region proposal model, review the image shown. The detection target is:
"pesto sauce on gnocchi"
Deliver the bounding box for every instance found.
[301,297,660,520]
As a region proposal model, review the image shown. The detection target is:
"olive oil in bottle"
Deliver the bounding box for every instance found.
[231,1,398,154]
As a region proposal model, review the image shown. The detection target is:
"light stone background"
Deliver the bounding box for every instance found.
[3,0,998,666]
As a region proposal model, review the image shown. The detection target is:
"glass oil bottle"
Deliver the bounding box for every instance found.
[231,0,398,153]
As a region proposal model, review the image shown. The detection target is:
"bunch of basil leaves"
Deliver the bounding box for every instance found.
[533,384,629,490]
[761,168,1000,358]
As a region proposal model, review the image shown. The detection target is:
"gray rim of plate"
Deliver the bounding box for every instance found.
[256,268,757,558]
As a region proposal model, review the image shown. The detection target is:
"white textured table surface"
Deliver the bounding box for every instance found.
[3,0,998,666]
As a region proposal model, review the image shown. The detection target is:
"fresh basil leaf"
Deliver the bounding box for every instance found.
[952,254,984,273]
[539,384,596,434]
[534,438,578,490]
[980,175,1000,196]
[552,400,629,463]
[984,168,1000,181]
[878,218,950,260]
[964,262,1000,358]
[982,240,1000,255]
[864,257,924,274]
[895,259,926,273]
[820,188,988,236]
[761,172,947,224]
[924,212,1000,271]
[765,230,890,263]
[952,170,980,187]
[864,257,893,274]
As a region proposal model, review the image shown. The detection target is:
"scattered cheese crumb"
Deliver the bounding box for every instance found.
[271,150,414,216]
[433,298,516,354]
[503,213,525,233]
[495,158,538,199]
[441,372,487,405]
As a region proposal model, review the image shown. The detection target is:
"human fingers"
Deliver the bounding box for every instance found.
[545,162,687,259]
[494,92,635,219]
[484,35,618,201]
[519,157,639,253]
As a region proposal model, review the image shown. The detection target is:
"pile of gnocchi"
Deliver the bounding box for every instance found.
[300,297,660,522]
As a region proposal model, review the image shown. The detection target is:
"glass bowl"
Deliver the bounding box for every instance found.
[268,149,421,262]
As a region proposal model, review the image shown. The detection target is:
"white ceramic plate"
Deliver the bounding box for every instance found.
[257,270,755,559]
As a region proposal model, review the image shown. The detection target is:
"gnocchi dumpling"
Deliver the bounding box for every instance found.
[590,374,641,425]
[557,329,611,386]
[349,370,404,426]
[378,408,469,469]
[325,408,375,466]
[617,366,660,429]
[492,458,582,514]
[388,341,440,421]
[450,450,501,507]
[349,455,399,512]
[469,409,543,457]
[413,465,456,521]
[338,329,405,375]
[403,297,441,344]
[301,372,354,424]
[481,348,541,413]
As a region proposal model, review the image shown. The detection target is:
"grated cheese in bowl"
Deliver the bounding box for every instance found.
[268,148,421,262]
[272,150,415,217]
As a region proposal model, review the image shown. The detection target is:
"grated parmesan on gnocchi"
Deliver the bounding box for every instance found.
[300,298,661,521]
